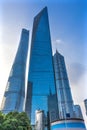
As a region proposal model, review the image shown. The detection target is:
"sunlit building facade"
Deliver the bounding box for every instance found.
[35,110,45,130]
[1,29,29,113]
[53,51,74,119]
[28,7,56,124]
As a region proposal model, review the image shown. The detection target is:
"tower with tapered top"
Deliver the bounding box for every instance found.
[1,29,29,113]
[53,50,74,119]
[27,7,56,124]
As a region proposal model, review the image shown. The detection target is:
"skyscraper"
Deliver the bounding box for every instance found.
[48,91,58,122]
[73,105,83,119]
[53,50,74,119]
[28,7,56,124]
[84,99,87,115]
[1,29,29,113]
[35,110,45,130]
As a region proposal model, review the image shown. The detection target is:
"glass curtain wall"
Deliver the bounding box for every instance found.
[1,29,29,113]
[28,7,56,124]
[53,51,74,119]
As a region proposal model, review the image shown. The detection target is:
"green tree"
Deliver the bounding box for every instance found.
[0,111,4,124]
[0,111,32,130]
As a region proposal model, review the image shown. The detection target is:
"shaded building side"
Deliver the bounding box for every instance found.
[48,91,59,122]
[25,81,32,120]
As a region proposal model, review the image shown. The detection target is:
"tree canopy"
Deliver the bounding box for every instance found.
[0,111,32,130]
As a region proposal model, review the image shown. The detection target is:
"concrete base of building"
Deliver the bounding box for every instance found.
[51,118,86,130]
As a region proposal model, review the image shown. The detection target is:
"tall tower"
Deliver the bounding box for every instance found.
[48,92,58,122]
[28,7,56,124]
[35,110,45,130]
[73,105,83,119]
[53,50,74,119]
[1,29,29,113]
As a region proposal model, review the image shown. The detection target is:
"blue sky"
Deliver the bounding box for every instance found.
[0,0,87,127]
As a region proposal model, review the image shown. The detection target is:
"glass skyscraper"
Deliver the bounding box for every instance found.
[53,50,74,119]
[1,29,29,113]
[73,105,83,119]
[84,99,87,115]
[48,92,59,122]
[28,7,56,124]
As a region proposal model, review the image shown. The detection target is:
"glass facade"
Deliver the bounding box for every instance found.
[51,119,86,130]
[1,29,29,113]
[28,7,55,124]
[25,81,32,119]
[84,99,87,115]
[73,105,83,119]
[53,51,74,119]
[48,92,59,122]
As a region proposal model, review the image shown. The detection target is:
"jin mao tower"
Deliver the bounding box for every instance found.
[53,51,74,119]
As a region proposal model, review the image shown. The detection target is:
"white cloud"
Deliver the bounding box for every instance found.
[55,39,63,44]
[52,39,64,54]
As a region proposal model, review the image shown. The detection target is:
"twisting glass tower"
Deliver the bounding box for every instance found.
[27,7,56,124]
[53,51,74,119]
[1,29,29,113]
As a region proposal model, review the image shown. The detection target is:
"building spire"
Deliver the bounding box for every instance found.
[56,49,59,54]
